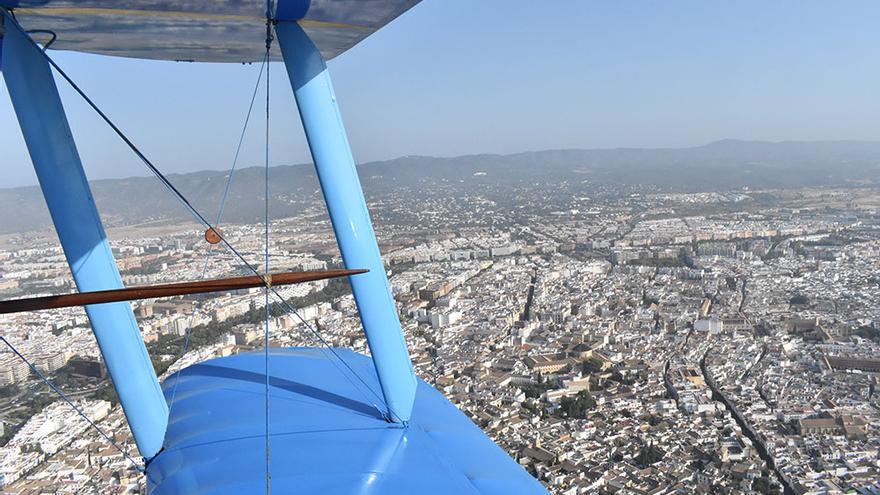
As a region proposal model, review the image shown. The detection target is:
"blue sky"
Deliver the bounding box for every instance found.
[2,0,880,187]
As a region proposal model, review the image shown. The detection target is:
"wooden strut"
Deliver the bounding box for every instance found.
[0,269,368,315]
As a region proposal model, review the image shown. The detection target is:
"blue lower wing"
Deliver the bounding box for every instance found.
[148,348,547,494]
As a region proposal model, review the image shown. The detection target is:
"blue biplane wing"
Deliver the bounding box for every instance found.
[151,349,545,494]
[1,0,420,61]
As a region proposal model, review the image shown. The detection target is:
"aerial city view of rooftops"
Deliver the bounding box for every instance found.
[1,1,879,494]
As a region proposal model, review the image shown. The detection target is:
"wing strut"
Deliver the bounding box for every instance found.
[1,11,166,458]
[276,21,417,423]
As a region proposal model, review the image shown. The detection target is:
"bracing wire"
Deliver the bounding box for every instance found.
[166,50,270,415]
[0,336,147,475]
[263,7,274,492]
[217,53,268,229]
[0,9,398,423]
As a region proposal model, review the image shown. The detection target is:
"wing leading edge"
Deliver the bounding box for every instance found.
[0,0,421,62]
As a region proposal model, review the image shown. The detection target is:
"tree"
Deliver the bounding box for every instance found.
[633,443,665,467]
[518,381,554,399]
[725,276,737,291]
[752,477,778,495]
[559,390,595,419]
[789,294,809,305]
[94,385,119,406]
[854,325,880,343]
[0,384,21,399]
[0,424,18,447]
[645,414,662,426]
[581,357,604,374]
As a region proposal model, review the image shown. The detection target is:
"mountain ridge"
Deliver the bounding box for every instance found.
[2,139,879,234]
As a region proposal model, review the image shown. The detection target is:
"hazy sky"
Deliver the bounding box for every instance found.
[2,0,880,187]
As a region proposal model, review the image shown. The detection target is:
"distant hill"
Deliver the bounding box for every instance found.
[1,140,879,234]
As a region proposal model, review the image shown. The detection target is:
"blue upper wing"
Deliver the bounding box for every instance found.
[0,0,421,61]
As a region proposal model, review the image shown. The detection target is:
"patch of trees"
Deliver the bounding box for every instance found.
[4,392,58,437]
[642,293,660,308]
[644,414,663,426]
[148,277,353,361]
[518,381,555,399]
[633,443,665,467]
[581,357,604,374]
[0,384,20,399]
[854,325,880,343]
[609,369,646,386]
[628,257,686,268]
[520,401,544,418]
[725,276,737,291]
[287,277,353,309]
[123,257,172,276]
[93,385,119,406]
[751,477,779,495]
[559,390,595,419]
[0,424,17,447]
[789,294,809,305]
[763,250,783,260]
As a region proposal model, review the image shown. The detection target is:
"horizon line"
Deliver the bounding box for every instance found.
[2,137,880,191]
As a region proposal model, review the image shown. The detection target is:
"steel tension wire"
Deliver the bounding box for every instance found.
[263,9,273,491]
[0,336,148,475]
[167,49,270,416]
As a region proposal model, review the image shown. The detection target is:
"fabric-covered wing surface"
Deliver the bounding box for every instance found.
[149,348,548,494]
[0,0,420,62]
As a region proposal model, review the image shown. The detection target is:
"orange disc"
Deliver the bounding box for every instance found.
[204,227,223,244]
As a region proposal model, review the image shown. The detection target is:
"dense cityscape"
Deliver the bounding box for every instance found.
[0,178,878,494]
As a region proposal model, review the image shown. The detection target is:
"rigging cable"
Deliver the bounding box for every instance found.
[0,9,397,423]
[0,336,148,476]
[263,7,274,493]
[166,50,270,416]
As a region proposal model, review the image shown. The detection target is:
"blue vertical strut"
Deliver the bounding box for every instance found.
[0,20,167,458]
[276,22,417,422]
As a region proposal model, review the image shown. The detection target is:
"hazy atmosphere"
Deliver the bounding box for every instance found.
[2,0,880,187]
[2,2,880,494]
